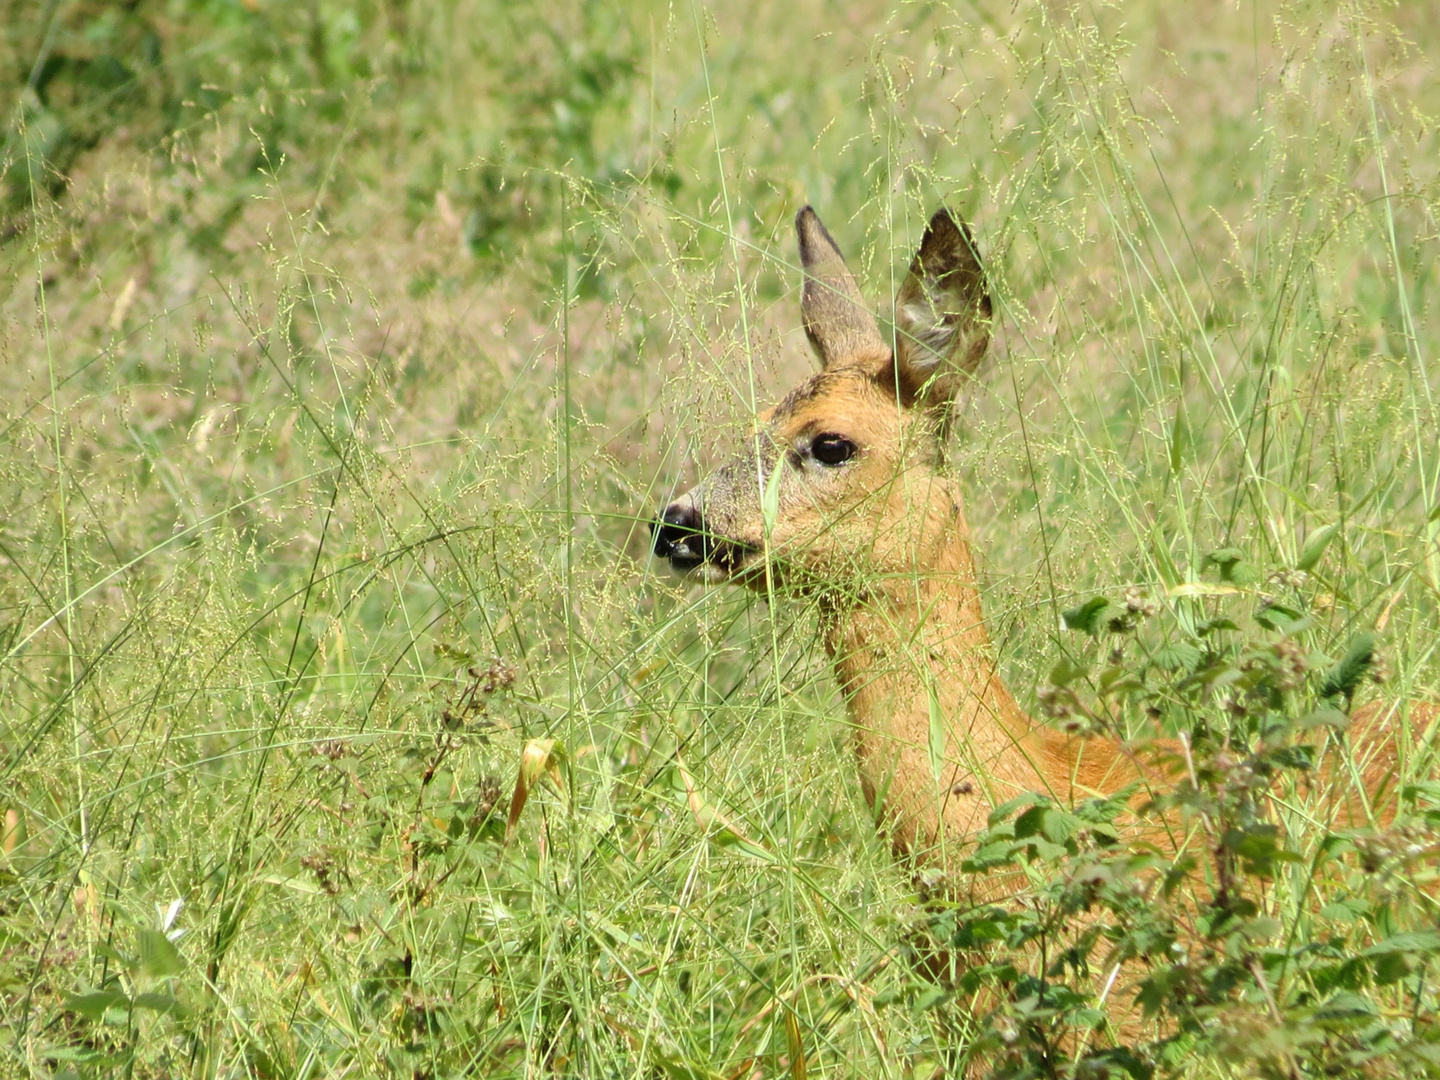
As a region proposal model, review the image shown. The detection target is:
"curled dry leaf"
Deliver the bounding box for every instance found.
[505,738,566,844]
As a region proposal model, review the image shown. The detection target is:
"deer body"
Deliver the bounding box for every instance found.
[818,477,1148,862]
[652,205,1423,882]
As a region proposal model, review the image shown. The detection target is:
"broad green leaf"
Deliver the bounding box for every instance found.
[1319,633,1376,699]
[64,990,128,1020]
[1062,597,1113,635]
[132,992,186,1017]
[136,929,184,978]
[1362,931,1440,957]
[1297,522,1339,571]
[1298,709,1349,731]
[1048,657,1089,687]
[1152,643,1201,671]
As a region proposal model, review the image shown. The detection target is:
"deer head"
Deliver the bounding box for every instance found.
[652,206,993,592]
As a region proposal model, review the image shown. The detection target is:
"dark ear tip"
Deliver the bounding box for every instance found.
[926,206,967,240]
[796,205,843,260]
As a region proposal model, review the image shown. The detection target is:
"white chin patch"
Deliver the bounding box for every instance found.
[698,564,729,585]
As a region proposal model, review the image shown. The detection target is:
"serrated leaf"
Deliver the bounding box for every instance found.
[1319,898,1368,923]
[64,990,128,1020]
[132,992,186,1017]
[1014,805,1047,840]
[988,792,1044,828]
[1403,781,1440,806]
[1255,607,1310,635]
[136,930,184,978]
[1203,547,1245,569]
[1062,597,1113,635]
[1041,809,1076,845]
[1152,643,1201,671]
[1319,633,1376,699]
[1297,522,1339,571]
[1204,547,1259,585]
[1315,992,1378,1019]
[1362,931,1440,957]
[1029,837,1069,861]
[912,987,947,1011]
[1195,616,1240,634]
[1298,709,1349,731]
[1047,658,1089,690]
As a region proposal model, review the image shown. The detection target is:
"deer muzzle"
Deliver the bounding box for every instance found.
[651,501,709,571]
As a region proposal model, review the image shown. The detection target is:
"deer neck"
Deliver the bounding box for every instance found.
[818,478,1072,863]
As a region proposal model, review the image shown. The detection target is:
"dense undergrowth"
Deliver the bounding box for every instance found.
[1,0,1438,1077]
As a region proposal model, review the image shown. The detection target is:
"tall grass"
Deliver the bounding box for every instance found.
[1,0,1437,1076]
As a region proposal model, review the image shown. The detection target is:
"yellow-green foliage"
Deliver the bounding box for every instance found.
[1,1,1437,1077]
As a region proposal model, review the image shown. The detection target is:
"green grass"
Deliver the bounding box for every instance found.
[1,0,1438,1076]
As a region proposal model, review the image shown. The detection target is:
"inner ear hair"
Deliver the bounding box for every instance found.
[890,208,993,412]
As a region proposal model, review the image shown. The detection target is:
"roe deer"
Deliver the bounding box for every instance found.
[651,205,1433,888]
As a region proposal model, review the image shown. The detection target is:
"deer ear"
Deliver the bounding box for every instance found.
[797,207,887,370]
[890,209,992,411]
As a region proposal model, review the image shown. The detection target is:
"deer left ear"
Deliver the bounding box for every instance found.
[889,209,992,412]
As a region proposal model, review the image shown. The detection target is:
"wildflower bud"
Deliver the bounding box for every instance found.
[1123,585,1159,620]
[481,657,518,693]
[1369,647,1389,685]
[1037,683,1073,720]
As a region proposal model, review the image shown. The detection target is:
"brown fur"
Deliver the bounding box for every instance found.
[658,206,1434,889]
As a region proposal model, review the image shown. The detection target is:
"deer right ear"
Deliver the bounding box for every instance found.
[797,207,888,370]
[890,209,992,411]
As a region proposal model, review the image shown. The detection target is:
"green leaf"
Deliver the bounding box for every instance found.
[132,992,186,1017]
[1048,657,1089,687]
[1319,898,1368,923]
[912,987,947,1011]
[654,1055,725,1080]
[1014,804,1047,840]
[1297,522,1339,571]
[64,990,128,1020]
[1196,617,1240,636]
[1203,547,1244,579]
[987,792,1045,828]
[1362,930,1440,957]
[1062,597,1113,635]
[1041,809,1076,845]
[1314,991,1377,1019]
[1298,708,1349,731]
[1152,642,1201,671]
[135,930,184,978]
[1319,633,1376,699]
[1255,607,1310,635]
[1403,781,1440,807]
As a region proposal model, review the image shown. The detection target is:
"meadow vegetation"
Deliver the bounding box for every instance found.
[1,0,1438,1076]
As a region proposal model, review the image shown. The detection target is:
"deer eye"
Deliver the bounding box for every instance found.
[810,433,856,466]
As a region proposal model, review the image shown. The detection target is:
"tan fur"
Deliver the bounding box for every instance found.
[657,206,1433,888]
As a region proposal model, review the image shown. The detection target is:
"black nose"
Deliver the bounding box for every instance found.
[651,503,706,569]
